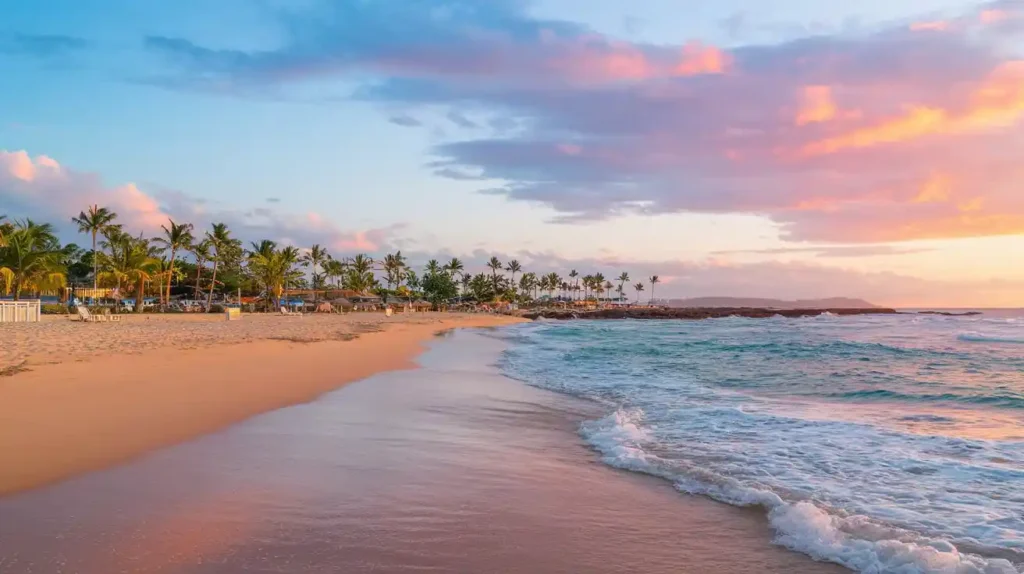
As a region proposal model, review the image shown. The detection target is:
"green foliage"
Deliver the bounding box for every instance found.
[96,233,160,312]
[41,303,70,315]
[421,270,457,307]
[246,240,303,305]
[0,219,67,299]
[6,206,656,312]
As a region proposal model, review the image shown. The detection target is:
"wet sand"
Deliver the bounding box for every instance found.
[0,328,845,573]
[0,313,522,494]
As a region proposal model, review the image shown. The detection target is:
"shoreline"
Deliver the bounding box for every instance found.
[521,306,897,321]
[0,313,524,495]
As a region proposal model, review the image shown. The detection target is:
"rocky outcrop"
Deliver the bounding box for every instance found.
[520,307,898,321]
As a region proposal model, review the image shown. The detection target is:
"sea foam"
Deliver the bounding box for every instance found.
[580,409,1020,574]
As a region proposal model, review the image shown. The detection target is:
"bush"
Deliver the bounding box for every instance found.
[208,304,225,314]
[41,303,70,315]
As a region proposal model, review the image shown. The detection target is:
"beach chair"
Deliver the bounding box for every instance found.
[76,306,103,322]
[280,306,304,317]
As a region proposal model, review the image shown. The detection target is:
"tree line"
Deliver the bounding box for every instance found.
[0,208,662,311]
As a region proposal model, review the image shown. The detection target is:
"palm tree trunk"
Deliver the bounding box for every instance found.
[166,249,176,305]
[206,260,219,309]
[91,232,98,290]
[194,262,203,300]
[135,278,145,313]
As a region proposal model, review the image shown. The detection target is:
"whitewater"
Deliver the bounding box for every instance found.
[499,311,1024,573]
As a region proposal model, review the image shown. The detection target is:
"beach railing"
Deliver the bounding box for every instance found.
[0,300,42,323]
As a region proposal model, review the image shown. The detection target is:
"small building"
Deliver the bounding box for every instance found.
[349,292,382,311]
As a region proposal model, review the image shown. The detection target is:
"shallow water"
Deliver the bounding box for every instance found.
[0,329,841,573]
[499,312,1024,573]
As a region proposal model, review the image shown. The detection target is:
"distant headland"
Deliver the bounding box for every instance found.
[663,297,881,309]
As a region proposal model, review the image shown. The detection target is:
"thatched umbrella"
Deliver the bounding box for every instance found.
[330,297,354,311]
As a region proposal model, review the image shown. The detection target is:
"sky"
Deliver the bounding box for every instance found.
[1,0,1023,307]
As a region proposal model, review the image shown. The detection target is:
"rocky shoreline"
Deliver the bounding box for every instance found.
[520,307,898,321]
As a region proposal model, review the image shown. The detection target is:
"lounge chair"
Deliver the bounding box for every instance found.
[280,306,304,317]
[77,307,103,322]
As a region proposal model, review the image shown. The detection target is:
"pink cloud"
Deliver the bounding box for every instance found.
[910,21,951,32]
[133,0,1024,243]
[0,149,399,253]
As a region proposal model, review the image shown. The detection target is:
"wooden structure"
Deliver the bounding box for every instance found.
[0,300,41,323]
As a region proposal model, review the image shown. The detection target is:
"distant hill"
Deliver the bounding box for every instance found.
[664,297,881,309]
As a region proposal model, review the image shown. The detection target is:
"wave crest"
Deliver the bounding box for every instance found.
[958,333,1024,345]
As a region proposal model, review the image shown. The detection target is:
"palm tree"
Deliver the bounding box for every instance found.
[505,260,522,293]
[302,244,331,305]
[205,223,240,308]
[96,234,158,313]
[604,281,614,302]
[634,282,645,304]
[568,269,579,301]
[519,273,535,301]
[153,218,194,306]
[594,273,606,301]
[191,239,212,300]
[425,259,442,276]
[246,241,302,308]
[72,205,118,289]
[461,273,472,298]
[345,254,376,293]
[0,215,11,247]
[323,258,347,288]
[99,226,129,297]
[445,257,464,280]
[486,256,503,294]
[649,275,660,304]
[0,219,66,299]
[617,272,630,301]
[382,251,407,290]
[545,272,560,299]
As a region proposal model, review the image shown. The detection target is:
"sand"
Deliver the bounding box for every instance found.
[0,312,524,495]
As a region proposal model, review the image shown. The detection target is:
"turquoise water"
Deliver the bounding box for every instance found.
[499,312,1024,573]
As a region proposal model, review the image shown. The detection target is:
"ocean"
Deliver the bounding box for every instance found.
[499,311,1024,573]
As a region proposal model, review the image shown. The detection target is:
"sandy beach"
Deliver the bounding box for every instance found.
[0,312,523,495]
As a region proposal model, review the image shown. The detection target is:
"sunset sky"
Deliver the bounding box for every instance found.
[2,0,1023,307]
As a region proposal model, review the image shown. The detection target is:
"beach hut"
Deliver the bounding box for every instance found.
[412,300,433,312]
[350,293,382,311]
